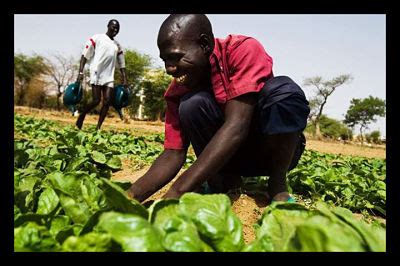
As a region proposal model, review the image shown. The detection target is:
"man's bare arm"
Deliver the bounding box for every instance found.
[120,67,128,86]
[77,55,87,83]
[127,148,187,202]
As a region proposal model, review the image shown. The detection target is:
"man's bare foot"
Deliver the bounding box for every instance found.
[270,191,291,202]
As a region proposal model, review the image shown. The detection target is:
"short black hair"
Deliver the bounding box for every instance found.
[108,19,119,27]
[160,14,214,40]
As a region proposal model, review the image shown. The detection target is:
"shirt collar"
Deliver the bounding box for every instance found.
[209,38,221,64]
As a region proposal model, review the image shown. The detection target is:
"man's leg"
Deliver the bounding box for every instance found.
[179,91,239,192]
[261,131,300,201]
[250,78,310,201]
[76,85,101,129]
[96,86,114,130]
[179,90,224,155]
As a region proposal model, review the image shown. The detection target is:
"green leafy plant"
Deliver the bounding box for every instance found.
[14,115,386,252]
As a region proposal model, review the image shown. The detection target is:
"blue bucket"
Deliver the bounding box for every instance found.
[114,85,132,119]
[63,82,83,114]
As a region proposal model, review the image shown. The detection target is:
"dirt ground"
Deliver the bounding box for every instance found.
[14,106,386,243]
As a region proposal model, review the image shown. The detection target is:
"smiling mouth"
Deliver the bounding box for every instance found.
[175,74,187,84]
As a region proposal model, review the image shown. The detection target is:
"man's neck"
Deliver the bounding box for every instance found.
[106,32,114,40]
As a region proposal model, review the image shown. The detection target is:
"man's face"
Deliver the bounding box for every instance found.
[158,32,210,90]
[107,22,120,38]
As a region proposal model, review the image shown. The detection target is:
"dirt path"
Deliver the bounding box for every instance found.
[14,106,386,243]
[306,139,385,159]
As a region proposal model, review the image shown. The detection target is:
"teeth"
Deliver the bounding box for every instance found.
[176,75,187,83]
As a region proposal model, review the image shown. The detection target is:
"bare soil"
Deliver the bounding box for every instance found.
[14,106,386,243]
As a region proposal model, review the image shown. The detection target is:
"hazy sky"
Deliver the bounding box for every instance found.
[14,14,386,137]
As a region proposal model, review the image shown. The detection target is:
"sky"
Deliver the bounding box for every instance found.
[14,14,386,137]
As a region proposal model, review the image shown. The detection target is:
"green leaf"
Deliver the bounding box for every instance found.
[79,210,108,236]
[55,224,83,244]
[148,199,179,224]
[62,232,117,252]
[14,222,60,252]
[162,219,214,252]
[100,178,148,219]
[36,187,59,215]
[14,176,42,213]
[16,175,41,193]
[97,211,164,252]
[58,193,91,225]
[179,193,244,252]
[91,151,107,164]
[287,215,365,251]
[47,171,90,198]
[65,157,88,171]
[106,156,122,170]
[248,202,312,251]
[49,215,72,237]
[331,206,386,251]
[14,205,22,222]
[81,177,108,211]
[148,199,213,252]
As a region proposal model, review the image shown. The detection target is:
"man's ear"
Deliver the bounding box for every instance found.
[199,34,213,54]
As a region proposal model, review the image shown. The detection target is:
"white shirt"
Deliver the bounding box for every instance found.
[82,33,126,87]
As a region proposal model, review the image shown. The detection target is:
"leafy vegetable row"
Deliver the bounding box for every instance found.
[287,150,386,216]
[14,115,386,251]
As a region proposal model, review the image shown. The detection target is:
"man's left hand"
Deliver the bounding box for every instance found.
[163,189,182,200]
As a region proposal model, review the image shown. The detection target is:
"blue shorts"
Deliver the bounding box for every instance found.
[179,76,310,177]
[257,76,310,135]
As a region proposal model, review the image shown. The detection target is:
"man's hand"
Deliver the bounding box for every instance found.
[125,149,187,203]
[163,189,182,200]
[120,68,128,87]
[77,72,84,83]
[122,78,128,87]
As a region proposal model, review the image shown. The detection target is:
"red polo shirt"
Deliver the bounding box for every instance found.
[163,34,273,149]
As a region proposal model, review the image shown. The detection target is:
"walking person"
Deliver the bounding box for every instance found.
[75,19,128,130]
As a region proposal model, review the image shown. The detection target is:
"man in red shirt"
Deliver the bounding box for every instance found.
[127,14,310,203]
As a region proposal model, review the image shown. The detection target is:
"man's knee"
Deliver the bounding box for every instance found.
[179,91,218,123]
[90,97,101,107]
[102,96,113,106]
[179,91,213,116]
[261,132,301,169]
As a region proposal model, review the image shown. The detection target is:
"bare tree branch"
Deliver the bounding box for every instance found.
[303,74,353,138]
[45,53,79,110]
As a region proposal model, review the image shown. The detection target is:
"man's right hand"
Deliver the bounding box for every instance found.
[125,149,187,203]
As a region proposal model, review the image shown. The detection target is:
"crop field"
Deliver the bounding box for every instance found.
[14,113,386,252]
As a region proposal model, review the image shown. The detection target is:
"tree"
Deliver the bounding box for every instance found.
[114,49,152,118]
[344,96,385,145]
[46,53,78,110]
[114,49,152,88]
[14,53,49,106]
[365,130,381,144]
[305,114,353,140]
[303,74,353,139]
[141,69,172,121]
[24,77,50,109]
